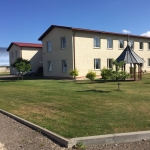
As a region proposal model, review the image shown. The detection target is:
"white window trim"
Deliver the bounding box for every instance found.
[139,41,143,50]
[48,61,52,71]
[107,58,113,69]
[107,38,113,49]
[93,37,100,48]
[47,41,51,52]
[62,60,67,71]
[61,37,66,49]
[118,39,124,49]
[130,40,134,50]
[94,58,101,70]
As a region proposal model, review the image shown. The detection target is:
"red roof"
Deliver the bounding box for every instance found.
[38,25,150,41]
[7,42,42,51]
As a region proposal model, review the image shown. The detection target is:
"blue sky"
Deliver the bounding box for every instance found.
[1,0,150,47]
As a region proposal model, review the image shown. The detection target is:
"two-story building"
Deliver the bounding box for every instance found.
[7,42,42,74]
[38,25,150,78]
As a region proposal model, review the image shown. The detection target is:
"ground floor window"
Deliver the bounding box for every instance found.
[47,61,52,71]
[62,60,67,71]
[148,58,150,67]
[107,59,113,69]
[94,59,100,70]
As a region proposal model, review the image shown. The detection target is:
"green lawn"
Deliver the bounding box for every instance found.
[0,74,150,138]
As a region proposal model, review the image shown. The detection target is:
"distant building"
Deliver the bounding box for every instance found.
[7,42,42,74]
[0,47,10,72]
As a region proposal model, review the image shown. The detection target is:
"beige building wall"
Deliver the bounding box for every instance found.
[9,45,21,74]
[42,27,73,78]
[22,47,43,71]
[75,31,150,77]
[9,45,42,74]
[0,67,10,72]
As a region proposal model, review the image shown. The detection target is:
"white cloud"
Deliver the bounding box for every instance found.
[122,30,131,34]
[141,31,150,37]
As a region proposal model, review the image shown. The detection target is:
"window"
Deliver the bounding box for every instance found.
[61,37,66,49]
[94,37,100,48]
[148,58,150,67]
[94,59,100,70]
[48,61,52,71]
[139,41,143,50]
[107,59,113,69]
[62,60,67,71]
[15,51,17,58]
[119,39,124,49]
[148,42,150,50]
[47,41,51,52]
[130,40,134,50]
[107,38,113,49]
[11,52,14,58]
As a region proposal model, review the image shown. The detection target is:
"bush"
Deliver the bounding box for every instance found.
[86,70,96,83]
[69,68,79,82]
[101,67,113,81]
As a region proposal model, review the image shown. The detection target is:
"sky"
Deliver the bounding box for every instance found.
[1,0,150,47]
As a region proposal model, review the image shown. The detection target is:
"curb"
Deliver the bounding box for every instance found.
[0,109,74,148]
[1,109,150,148]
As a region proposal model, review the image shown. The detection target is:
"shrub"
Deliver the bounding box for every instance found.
[69,68,79,82]
[86,70,96,83]
[101,67,113,81]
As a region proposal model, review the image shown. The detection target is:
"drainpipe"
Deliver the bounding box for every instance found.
[73,30,76,70]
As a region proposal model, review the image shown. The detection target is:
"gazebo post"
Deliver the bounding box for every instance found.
[134,64,136,81]
[130,63,132,78]
[138,64,140,80]
[140,63,142,80]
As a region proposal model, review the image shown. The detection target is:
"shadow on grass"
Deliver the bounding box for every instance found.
[0,80,17,82]
[77,89,111,93]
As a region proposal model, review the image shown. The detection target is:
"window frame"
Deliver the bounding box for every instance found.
[47,61,52,71]
[11,51,14,58]
[94,58,101,70]
[107,58,113,69]
[139,41,143,50]
[129,40,134,50]
[148,58,150,67]
[15,51,17,58]
[148,42,150,50]
[93,37,100,48]
[62,60,67,71]
[61,37,66,49]
[107,38,113,49]
[47,41,52,52]
[118,39,124,49]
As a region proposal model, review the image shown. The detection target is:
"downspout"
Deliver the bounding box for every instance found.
[73,30,76,70]
[20,47,22,58]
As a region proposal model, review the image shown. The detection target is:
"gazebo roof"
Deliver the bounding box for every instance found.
[116,45,145,64]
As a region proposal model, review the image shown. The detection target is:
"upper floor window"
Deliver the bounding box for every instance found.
[94,59,100,70]
[94,37,100,48]
[11,52,14,58]
[129,40,134,50]
[107,38,113,49]
[148,42,150,50]
[48,61,52,71]
[61,37,66,49]
[15,51,17,58]
[62,60,67,71]
[139,41,143,50]
[119,39,124,49]
[47,41,51,52]
[107,58,113,69]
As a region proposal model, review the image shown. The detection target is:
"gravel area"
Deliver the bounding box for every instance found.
[1,112,150,150]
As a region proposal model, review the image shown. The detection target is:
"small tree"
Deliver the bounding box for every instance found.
[86,70,96,83]
[69,68,79,82]
[111,61,130,90]
[101,67,113,82]
[11,58,31,80]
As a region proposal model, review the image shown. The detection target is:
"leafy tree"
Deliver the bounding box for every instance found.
[69,68,79,82]
[11,58,31,80]
[111,61,130,90]
[101,67,113,82]
[86,70,96,83]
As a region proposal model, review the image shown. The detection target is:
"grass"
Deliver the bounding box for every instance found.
[0,74,150,138]
[0,72,10,76]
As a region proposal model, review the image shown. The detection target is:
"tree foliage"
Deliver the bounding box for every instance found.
[11,58,31,80]
[86,70,96,83]
[101,67,113,82]
[69,68,79,82]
